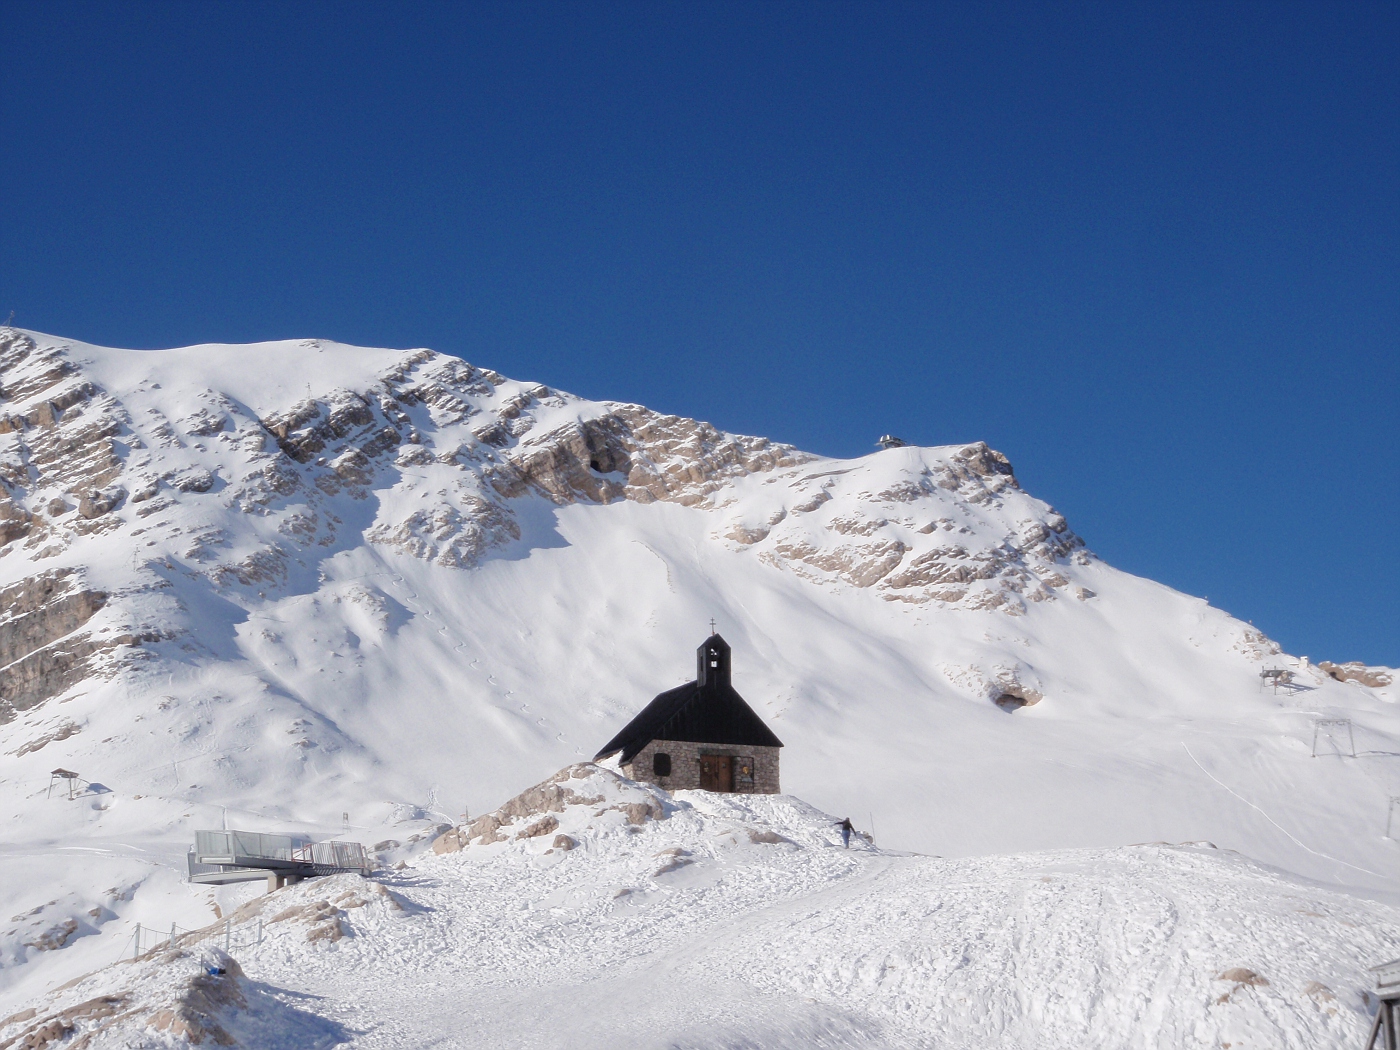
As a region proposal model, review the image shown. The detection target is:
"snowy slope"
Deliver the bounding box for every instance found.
[4,765,1397,1049]
[0,327,1397,1042]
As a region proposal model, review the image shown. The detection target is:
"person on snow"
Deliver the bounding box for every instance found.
[838,817,854,848]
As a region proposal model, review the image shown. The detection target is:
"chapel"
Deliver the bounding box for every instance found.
[594,633,783,794]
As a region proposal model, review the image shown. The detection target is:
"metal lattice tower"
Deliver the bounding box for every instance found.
[1311,718,1356,758]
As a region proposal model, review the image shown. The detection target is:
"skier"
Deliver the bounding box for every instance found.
[838,817,854,848]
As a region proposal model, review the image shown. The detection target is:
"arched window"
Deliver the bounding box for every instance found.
[653,752,672,777]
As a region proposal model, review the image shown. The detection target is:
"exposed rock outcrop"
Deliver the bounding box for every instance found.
[0,874,391,1048]
[993,684,1043,712]
[252,351,817,569]
[8,719,81,756]
[434,763,669,853]
[0,333,125,513]
[0,993,129,1049]
[497,405,811,509]
[7,329,1086,615]
[734,448,1089,611]
[939,662,1047,712]
[1318,661,1394,689]
[0,570,112,723]
[0,328,1102,738]
[0,941,345,1049]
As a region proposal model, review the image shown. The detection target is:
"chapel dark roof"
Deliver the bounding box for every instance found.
[595,633,783,766]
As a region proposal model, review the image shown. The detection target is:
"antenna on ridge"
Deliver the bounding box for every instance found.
[3,311,13,329]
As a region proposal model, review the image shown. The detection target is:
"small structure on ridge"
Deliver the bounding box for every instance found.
[187,829,371,892]
[595,633,783,794]
[47,768,82,800]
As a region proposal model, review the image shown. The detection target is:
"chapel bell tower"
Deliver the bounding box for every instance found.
[696,634,732,689]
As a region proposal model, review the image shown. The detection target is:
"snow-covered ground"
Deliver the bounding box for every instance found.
[4,766,1396,1048]
[0,328,1396,1046]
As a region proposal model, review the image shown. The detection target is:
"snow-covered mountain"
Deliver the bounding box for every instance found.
[1,328,1396,1046]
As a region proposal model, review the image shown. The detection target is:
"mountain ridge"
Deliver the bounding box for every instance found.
[1,326,1398,1044]
[0,325,1395,888]
[0,326,1106,723]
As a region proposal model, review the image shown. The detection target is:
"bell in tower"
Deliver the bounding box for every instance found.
[696,633,732,689]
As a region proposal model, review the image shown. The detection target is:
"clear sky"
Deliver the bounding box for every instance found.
[3,2,1396,665]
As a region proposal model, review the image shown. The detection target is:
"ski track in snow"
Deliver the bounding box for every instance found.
[1181,742,1389,881]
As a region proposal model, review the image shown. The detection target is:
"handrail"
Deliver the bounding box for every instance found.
[192,829,367,869]
[188,829,370,883]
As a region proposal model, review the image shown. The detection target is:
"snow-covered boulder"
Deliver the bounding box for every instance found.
[0,945,343,1049]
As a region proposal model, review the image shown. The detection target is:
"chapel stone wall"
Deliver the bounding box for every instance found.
[622,739,780,795]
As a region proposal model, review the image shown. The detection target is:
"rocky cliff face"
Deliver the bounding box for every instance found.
[0,333,126,555]
[0,570,111,724]
[0,328,1093,722]
[1318,661,1394,689]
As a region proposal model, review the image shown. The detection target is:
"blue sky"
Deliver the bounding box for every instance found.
[3,2,1396,664]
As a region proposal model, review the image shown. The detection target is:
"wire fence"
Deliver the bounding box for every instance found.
[120,917,263,962]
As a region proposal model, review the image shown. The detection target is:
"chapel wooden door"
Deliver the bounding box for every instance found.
[699,755,733,792]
